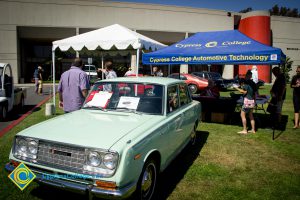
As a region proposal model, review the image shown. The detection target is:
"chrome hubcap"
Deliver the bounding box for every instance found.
[141,163,156,198]
[191,129,196,145]
[189,85,197,94]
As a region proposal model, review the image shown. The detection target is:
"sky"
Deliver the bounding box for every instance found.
[110,0,300,12]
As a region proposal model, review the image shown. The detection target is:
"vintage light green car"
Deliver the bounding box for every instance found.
[6,77,201,200]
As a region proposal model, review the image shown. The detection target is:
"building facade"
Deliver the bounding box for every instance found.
[0,0,299,83]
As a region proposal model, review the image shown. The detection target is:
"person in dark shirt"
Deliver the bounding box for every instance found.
[33,67,39,94]
[234,71,256,134]
[270,66,286,125]
[291,66,300,128]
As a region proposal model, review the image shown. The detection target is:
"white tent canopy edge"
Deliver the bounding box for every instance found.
[51,24,166,109]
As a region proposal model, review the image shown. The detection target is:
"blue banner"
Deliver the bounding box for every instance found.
[142,30,285,65]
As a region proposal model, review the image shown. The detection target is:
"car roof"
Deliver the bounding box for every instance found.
[96,77,184,86]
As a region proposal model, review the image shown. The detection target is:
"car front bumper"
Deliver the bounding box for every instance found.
[5,161,136,199]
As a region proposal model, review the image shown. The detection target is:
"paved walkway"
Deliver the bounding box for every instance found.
[0,84,57,134]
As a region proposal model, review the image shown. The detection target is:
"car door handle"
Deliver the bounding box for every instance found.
[175,117,181,123]
[175,117,183,132]
[159,126,169,136]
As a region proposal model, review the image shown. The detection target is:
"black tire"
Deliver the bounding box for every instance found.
[0,105,7,121]
[135,158,158,200]
[188,84,198,94]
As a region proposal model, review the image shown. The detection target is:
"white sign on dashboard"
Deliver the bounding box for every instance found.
[87,91,112,108]
[117,96,140,110]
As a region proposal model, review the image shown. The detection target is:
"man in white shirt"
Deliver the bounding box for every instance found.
[251,65,258,84]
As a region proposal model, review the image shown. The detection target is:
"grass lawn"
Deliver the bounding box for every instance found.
[0,86,299,200]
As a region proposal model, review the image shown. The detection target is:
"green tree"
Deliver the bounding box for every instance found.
[239,7,253,13]
[279,6,288,16]
[270,4,280,15]
[280,56,293,82]
[288,8,299,17]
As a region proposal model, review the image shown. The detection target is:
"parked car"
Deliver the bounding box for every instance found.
[0,63,27,120]
[6,77,201,200]
[83,64,99,84]
[191,71,235,91]
[233,75,265,89]
[168,73,208,94]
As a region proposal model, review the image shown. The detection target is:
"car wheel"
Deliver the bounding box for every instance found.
[0,105,7,121]
[136,159,158,200]
[188,84,198,94]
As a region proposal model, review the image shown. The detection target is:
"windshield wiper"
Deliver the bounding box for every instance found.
[114,107,142,115]
[82,106,107,111]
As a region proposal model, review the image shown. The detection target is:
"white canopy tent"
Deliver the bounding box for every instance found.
[51,24,166,107]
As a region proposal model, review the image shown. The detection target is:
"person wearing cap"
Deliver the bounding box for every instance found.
[33,65,43,95]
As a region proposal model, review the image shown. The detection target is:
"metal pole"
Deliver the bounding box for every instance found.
[52,50,56,110]
[136,48,140,77]
[101,53,104,80]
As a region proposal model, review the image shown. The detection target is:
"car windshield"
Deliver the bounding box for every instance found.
[83,82,164,115]
[83,65,96,72]
[210,73,221,79]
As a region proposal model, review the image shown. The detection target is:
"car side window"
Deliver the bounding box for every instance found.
[180,83,192,106]
[179,84,189,106]
[198,72,204,78]
[167,85,179,113]
[180,75,187,80]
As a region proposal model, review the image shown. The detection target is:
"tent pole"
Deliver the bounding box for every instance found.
[52,50,56,109]
[136,49,140,77]
[101,53,104,80]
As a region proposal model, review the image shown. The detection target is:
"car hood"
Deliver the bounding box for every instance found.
[18,109,161,150]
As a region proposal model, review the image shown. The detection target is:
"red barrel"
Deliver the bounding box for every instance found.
[238,11,271,83]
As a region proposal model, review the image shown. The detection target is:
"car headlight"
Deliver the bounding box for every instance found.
[103,153,118,170]
[88,151,102,167]
[28,140,38,154]
[84,149,119,178]
[14,137,38,160]
[16,138,28,154]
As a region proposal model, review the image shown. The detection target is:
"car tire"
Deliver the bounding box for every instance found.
[135,158,158,200]
[188,84,198,94]
[0,105,7,121]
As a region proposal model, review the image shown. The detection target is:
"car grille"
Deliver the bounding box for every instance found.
[37,141,85,172]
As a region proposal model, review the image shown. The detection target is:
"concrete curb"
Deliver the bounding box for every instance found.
[0,95,53,138]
